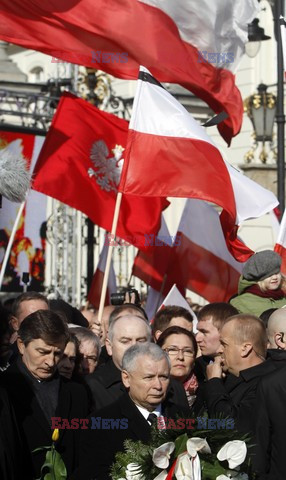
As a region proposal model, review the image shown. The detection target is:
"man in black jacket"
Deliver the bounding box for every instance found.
[254,364,286,479]
[86,313,152,410]
[199,314,276,436]
[194,302,238,383]
[0,309,89,479]
[77,343,188,480]
[86,313,189,413]
[0,386,23,480]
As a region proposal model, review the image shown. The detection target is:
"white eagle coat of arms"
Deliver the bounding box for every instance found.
[88,140,124,193]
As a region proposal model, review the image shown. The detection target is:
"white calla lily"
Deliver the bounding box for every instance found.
[217,441,247,469]
[125,463,143,480]
[186,437,211,458]
[174,452,194,480]
[153,442,175,469]
[216,476,229,480]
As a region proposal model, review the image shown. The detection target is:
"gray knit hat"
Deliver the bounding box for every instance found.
[242,250,282,281]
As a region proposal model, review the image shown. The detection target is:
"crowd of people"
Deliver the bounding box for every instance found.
[0,249,286,479]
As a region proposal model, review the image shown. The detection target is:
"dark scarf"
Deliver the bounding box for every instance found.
[17,358,60,425]
[245,284,285,300]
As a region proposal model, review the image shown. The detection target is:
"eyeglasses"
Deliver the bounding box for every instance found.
[163,347,195,358]
[81,355,98,364]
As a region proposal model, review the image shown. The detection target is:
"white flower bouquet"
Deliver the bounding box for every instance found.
[111,418,253,480]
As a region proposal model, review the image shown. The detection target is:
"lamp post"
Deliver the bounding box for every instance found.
[273,0,285,214]
[247,0,285,214]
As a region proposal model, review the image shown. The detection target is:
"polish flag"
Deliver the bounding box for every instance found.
[0,0,259,143]
[274,210,286,274]
[167,199,243,303]
[32,92,168,251]
[87,240,117,308]
[119,67,278,262]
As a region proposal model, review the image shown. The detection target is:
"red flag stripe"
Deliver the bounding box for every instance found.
[168,232,241,303]
[121,130,236,216]
[0,0,258,143]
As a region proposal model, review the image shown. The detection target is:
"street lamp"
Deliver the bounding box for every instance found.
[246,18,271,57]
[246,0,285,213]
[244,83,277,163]
[245,83,277,143]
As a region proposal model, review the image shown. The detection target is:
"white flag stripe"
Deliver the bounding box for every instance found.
[159,284,197,332]
[134,66,278,226]
[178,199,242,272]
[224,161,278,225]
[131,67,215,143]
[140,0,259,71]
[276,210,286,247]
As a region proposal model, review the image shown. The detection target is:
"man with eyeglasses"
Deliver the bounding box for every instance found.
[198,314,276,437]
[69,327,101,375]
[85,315,189,412]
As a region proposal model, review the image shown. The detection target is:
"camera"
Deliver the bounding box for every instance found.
[110,287,141,306]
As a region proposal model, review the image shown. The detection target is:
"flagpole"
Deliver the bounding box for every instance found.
[97,191,122,325]
[0,201,25,290]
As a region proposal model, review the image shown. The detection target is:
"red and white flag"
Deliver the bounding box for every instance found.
[119,67,278,262]
[32,92,168,250]
[275,210,286,274]
[167,199,243,303]
[87,241,117,308]
[0,0,258,143]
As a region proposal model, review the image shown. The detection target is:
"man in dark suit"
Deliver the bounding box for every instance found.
[198,314,276,437]
[86,313,189,413]
[0,309,89,479]
[77,342,187,480]
[85,313,153,410]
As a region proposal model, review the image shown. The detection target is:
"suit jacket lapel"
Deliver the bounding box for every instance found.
[119,395,151,443]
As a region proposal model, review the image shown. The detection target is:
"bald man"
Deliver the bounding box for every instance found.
[266,309,286,369]
[199,314,276,436]
[85,314,152,410]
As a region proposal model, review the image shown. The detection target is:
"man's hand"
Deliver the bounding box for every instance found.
[206,355,223,380]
